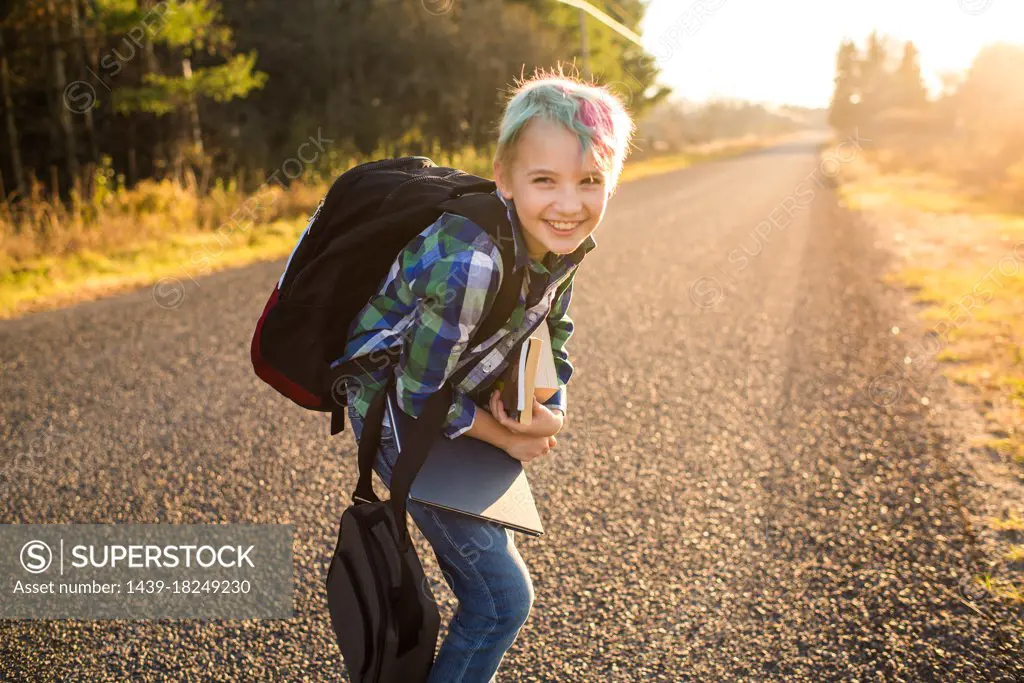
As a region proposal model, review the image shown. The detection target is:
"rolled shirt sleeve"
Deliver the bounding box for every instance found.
[393,215,503,439]
[541,385,567,416]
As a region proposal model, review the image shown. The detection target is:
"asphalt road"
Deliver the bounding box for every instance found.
[2,138,1022,681]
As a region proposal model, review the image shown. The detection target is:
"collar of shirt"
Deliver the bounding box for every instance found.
[494,190,597,275]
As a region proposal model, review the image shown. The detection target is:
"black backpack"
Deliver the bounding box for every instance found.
[250,156,526,436]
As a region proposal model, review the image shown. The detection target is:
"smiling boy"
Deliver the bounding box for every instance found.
[341,71,634,682]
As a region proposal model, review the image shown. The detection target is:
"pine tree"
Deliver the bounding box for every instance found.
[69,0,100,173]
[828,39,860,132]
[892,41,928,110]
[1,0,669,200]
[0,26,25,197]
[110,0,266,182]
[46,0,79,188]
[858,30,892,123]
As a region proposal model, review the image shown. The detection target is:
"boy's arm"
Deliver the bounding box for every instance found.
[393,215,503,440]
[541,266,579,422]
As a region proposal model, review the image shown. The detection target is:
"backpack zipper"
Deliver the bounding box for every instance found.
[278,198,326,291]
[380,169,464,211]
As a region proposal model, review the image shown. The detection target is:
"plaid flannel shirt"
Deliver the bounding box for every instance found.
[333,190,596,439]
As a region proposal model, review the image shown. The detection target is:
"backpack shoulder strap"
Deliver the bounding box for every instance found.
[438,191,524,361]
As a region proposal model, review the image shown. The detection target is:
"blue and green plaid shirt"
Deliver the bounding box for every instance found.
[333,190,596,439]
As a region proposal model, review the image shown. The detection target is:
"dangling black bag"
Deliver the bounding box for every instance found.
[326,374,457,682]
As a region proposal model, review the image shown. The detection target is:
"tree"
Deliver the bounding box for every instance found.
[891,41,928,110]
[857,30,894,123]
[69,0,100,176]
[953,43,1024,180]
[828,38,860,132]
[828,33,927,135]
[111,0,267,182]
[0,26,25,197]
[515,0,669,116]
[0,0,669,201]
[46,0,79,187]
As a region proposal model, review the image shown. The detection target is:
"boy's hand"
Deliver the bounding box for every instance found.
[489,389,563,438]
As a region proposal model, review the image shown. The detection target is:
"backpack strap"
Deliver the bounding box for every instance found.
[439,191,526,367]
[351,369,455,553]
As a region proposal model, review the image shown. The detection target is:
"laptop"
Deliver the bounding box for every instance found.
[382,384,545,537]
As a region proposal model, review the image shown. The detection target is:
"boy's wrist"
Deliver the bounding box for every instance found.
[498,429,519,451]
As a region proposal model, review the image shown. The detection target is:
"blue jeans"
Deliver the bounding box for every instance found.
[346,402,535,683]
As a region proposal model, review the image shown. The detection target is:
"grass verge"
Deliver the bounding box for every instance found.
[837,147,1024,605]
[838,151,1024,471]
[0,218,305,318]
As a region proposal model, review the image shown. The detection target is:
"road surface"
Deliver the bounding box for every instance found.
[2,138,1021,681]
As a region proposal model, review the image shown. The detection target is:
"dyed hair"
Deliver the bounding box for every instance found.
[493,68,635,193]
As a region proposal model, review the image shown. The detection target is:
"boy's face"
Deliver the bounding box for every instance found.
[494,117,610,262]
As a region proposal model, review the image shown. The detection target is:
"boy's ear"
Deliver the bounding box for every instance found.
[493,161,512,200]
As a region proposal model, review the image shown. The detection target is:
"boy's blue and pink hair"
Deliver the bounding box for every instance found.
[494,70,635,193]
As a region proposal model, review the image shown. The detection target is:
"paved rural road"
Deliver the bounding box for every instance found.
[2,137,1022,681]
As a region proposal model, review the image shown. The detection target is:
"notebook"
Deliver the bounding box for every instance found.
[382,382,545,536]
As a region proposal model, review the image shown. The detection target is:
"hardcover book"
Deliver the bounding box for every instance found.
[494,323,561,425]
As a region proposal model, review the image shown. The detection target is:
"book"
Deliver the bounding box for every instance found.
[494,324,561,425]
[531,321,560,403]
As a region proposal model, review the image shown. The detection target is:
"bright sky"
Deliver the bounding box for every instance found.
[637,0,1024,108]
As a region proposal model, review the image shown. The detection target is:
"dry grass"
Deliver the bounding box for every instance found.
[983,513,1024,604]
[0,161,324,269]
[988,514,1024,533]
[976,574,1024,604]
[0,169,323,319]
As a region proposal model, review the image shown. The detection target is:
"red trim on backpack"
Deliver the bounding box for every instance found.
[251,286,325,409]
